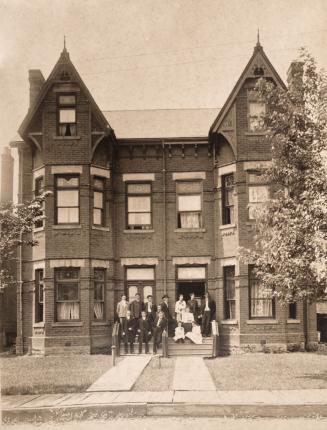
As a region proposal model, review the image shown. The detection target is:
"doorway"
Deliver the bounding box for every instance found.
[176,281,206,304]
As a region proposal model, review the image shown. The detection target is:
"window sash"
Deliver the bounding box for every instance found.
[59,109,76,124]
[59,95,76,105]
[222,174,234,225]
[249,266,274,318]
[249,101,266,131]
[128,196,151,213]
[178,194,201,212]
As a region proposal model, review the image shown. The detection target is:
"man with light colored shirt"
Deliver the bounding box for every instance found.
[116,294,129,325]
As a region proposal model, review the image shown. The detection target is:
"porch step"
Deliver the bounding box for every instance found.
[168,337,213,357]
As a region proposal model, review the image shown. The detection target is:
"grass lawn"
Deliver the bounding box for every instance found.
[0,354,121,395]
[133,357,176,391]
[206,352,327,390]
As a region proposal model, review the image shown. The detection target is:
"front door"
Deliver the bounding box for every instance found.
[176,281,206,304]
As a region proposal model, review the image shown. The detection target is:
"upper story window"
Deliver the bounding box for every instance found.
[55,267,80,321]
[248,172,269,220]
[93,177,105,226]
[222,174,234,225]
[34,176,44,229]
[176,181,202,229]
[223,266,236,320]
[249,265,275,319]
[58,94,77,137]
[55,175,79,224]
[248,90,266,132]
[35,269,44,323]
[126,183,152,230]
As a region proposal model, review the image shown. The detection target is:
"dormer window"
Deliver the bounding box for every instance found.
[58,94,76,136]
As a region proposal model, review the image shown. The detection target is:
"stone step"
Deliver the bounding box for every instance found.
[169,350,213,357]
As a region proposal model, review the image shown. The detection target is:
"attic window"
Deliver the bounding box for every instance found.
[58,94,76,136]
[253,66,264,76]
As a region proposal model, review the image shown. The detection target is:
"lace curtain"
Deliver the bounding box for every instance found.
[57,302,79,320]
[94,303,104,320]
[180,212,201,228]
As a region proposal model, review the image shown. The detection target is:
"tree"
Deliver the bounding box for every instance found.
[240,49,327,304]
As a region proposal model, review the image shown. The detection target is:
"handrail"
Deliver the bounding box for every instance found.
[211,321,219,358]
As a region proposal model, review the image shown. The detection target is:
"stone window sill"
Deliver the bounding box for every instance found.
[244,131,267,136]
[124,229,154,234]
[53,136,81,140]
[246,319,278,325]
[221,319,238,325]
[33,322,45,328]
[53,224,82,229]
[174,228,206,233]
[91,321,110,326]
[287,319,301,324]
[52,322,83,327]
[92,226,110,232]
[33,227,45,233]
[219,224,236,230]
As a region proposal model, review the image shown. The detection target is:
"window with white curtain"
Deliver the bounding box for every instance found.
[248,172,269,220]
[249,265,275,318]
[176,181,202,229]
[55,268,80,321]
[58,94,77,136]
[223,266,236,320]
[55,175,79,224]
[127,183,152,229]
[94,268,105,320]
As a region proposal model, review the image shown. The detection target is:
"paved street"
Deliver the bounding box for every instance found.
[2,417,327,430]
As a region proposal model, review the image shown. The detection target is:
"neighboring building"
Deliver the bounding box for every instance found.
[10,40,317,355]
[0,146,17,349]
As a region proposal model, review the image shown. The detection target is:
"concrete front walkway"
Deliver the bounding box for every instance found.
[87,355,152,392]
[172,357,216,391]
[3,389,327,423]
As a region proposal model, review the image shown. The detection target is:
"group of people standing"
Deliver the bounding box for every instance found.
[116,291,216,354]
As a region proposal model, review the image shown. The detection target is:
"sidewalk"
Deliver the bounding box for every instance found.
[3,389,327,423]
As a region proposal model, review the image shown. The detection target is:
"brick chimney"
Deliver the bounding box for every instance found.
[28,69,45,108]
[287,61,304,94]
[0,146,14,203]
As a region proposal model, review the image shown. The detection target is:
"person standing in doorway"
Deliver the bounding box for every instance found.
[187,292,199,322]
[199,292,216,337]
[175,294,186,322]
[145,294,157,327]
[129,293,144,322]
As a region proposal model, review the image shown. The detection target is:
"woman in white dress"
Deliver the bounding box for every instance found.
[173,321,185,343]
[175,294,186,322]
[185,322,203,344]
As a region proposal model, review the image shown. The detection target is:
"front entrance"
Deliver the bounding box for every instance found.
[176,281,206,304]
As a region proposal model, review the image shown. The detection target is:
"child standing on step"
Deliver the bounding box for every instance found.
[173,321,185,343]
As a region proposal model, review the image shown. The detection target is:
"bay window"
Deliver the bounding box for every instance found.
[55,268,80,321]
[224,266,236,320]
[55,175,79,224]
[249,265,275,318]
[177,181,202,229]
[222,174,234,225]
[93,177,105,226]
[34,176,44,228]
[248,172,269,220]
[126,183,152,229]
[35,269,44,323]
[94,268,105,320]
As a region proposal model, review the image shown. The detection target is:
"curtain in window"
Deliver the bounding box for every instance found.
[128,212,151,225]
[57,302,79,320]
[180,212,200,228]
[128,196,151,212]
[251,282,273,317]
[178,195,201,211]
[94,303,104,320]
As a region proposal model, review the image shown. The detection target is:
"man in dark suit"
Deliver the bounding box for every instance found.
[129,293,144,321]
[121,310,136,353]
[199,292,216,337]
[152,311,168,354]
[187,292,199,321]
[137,311,152,354]
[145,295,157,328]
[160,294,174,336]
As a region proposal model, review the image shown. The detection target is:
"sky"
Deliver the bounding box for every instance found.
[0,0,327,183]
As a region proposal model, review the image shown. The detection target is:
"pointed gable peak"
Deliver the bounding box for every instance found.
[210,39,286,134]
[59,35,70,63]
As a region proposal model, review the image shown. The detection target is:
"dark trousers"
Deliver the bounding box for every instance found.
[152,327,163,353]
[124,334,135,353]
[138,333,149,353]
[201,311,211,336]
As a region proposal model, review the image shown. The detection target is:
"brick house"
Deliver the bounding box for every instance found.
[10,40,317,355]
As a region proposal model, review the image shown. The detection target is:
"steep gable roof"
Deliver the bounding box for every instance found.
[210,42,287,135]
[19,48,114,139]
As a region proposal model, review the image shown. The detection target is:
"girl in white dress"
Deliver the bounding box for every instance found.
[185,322,203,344]
[173,321,185,343]
[175,294,186,322]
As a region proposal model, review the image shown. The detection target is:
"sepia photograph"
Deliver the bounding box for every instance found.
[0,1,327,429]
